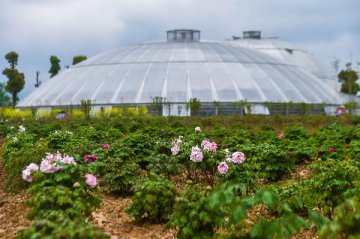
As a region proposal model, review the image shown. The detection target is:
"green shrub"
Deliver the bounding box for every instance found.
[169,183,315,239]
[47,130,74,150]
[284,138,316,163]
[319,196,360,239]
[16,151,105,238]
[147,154,181,179]
[17,212,108,239]
[243,142,295,181]
[126,177,178,223]
[168,184,223,239]
[100,159,144,195]
[284,124,309,140]
[302,159,360,217]
[25,164,100,220]
[216,162,258,195]
[2,132,49,192]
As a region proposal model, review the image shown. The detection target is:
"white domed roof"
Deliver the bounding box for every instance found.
[18,30,341,108]
[226,31,333,81]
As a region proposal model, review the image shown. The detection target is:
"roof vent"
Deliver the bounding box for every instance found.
[243,31,261,39]
[167,29,200,42]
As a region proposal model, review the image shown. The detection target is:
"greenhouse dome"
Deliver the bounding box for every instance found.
[18,29,342,115]
[226,31,337,88]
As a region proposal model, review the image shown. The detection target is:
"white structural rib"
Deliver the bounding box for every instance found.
[135,63,153,103]
[91,77,107,102]
[185,42,192,101]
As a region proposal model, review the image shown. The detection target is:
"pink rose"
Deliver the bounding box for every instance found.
[201,140,217,152]
[85,173,97,188]
[22,163,39,182]
[231,151,245,164]
[171,144,180,155]
[218,162,229,175]
[190,146,203,162]
[102,144,110,149]
[328,147,335,153]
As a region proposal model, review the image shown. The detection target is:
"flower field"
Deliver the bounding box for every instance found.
[0,114,359,238]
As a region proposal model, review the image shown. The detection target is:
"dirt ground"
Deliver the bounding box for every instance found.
[92,195,176,239]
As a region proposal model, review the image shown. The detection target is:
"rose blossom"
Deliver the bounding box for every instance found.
[195,127,201,132]
[231,151,245,164]
[40,152,76,173]
[171,144,180,155]
[19,125,25,133]
[22,163,39,182]
[85,174,97,188]
[40,159,60,173]
[190,146,203,162]
[88,155,98,163]
[102,144,110,149]
[201,140,217,152]
[328,147,335,153]
[61,155,77,165]
[217,162,229,175]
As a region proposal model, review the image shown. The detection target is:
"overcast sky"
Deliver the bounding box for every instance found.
[0,0,359,98]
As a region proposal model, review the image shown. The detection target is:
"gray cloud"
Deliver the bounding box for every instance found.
[0,0,359,98]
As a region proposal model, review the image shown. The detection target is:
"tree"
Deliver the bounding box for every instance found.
[151,96,165,115]
[0,83,11,106]
[5,51,19,69]
[72,55,87,65]
[2,51,25,108]
[338,63,360,95]
[186,98,201,116]
[49,55,61,78]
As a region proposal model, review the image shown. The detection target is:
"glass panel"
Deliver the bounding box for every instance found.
[227,63,264,102]
[244,64,285,102]
[207,63,238,101]
[137,44,163,62]
[121,45,150,63]
[140,63,168,103]
[91,65,132,104]
[154,43,172,62]
[262,65,305,102]
[209,43,238,62]
[186,43,205,62]
[68,66,111,104]
[171,43,187,62]
[115,63,149,103]
[288,68,334,103]
[188,63,212,101]
[166,63,187,102]
[197,43,221,62]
